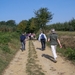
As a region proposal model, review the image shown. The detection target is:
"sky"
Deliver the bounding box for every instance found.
[0,0,75,24]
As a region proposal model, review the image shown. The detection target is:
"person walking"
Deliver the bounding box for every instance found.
[20,32,26,51]
[48,28,62,62]
[38,31,47,50]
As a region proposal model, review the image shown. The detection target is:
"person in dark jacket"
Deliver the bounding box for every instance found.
[20,32,26,51]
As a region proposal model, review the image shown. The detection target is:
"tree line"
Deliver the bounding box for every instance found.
[17,7,53,33]
[47,18,75,31]
[0,20,17,32]
[0,7,53,33]
[0,7,75,33]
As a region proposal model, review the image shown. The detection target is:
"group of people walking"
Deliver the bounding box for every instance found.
[38,28,62,62]
[20,28,62,62]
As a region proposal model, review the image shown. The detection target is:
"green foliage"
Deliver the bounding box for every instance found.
[6,20,16,26]
[0,59,8,74]
[0,36,10,44]
[0,32,20,75]
[57,47,75,61]
[47,18,75,31]
[65,48,75,60]
[26,41,45,75]
[34,7,53,30]
[1,45,10,53]
[17,20,28,32]
[0,20,17,32]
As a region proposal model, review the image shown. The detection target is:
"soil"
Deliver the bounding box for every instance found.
[2,40,75,75]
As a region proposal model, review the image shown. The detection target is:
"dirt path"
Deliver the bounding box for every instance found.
[32,40,75,75]
[2,41,29,75]
[3,40,75,75]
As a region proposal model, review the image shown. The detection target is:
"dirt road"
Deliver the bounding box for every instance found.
[2,41,29,75]
[3,40,75,75]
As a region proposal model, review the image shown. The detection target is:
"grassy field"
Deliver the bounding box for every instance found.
[56,31,75,36]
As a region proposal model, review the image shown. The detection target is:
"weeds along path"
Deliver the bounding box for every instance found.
[2,41,29,75]
[26,40,45,75]
[32,40,75,75]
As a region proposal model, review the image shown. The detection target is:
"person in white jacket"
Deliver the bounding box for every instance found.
[38,31,47,50]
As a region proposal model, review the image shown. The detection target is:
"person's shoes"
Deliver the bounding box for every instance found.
[24,49,25,50]
[42,49,45,51]
[22,50,23,52]
[54,60,57,63]
[42,48,45,50]
[43,48,45,50]
[41,48,43,50]
[42,49,43,51]
[54,57,57,63]
[20,48,23,51]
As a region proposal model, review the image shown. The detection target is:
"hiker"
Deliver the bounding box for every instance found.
[20,32,26,51]
[38,31,47,50]
[28,33,31,40]
[48,28,62,62]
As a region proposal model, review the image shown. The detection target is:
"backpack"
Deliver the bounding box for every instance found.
[20,35,26,42]
[41,34,45,39]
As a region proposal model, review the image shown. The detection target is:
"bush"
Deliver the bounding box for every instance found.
[65,48,75,60]
[1,45,10,53]
[0,32,20,75]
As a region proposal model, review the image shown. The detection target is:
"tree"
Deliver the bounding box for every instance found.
[70,18,75,30]
[29,17,39,33]
[0,21,6,25]
[6,20,16,26]
[30,18,36,32]
[34,7,53,30]
[17,20,28,32]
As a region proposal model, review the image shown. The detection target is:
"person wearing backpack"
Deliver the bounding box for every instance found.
[38,31,47,50]
[20,32,26,51]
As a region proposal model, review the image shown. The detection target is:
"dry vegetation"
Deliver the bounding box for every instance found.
[57,31,75,49]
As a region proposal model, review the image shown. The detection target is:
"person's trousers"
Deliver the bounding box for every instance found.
[21,41,25,50]
[51,45,57,60]
[41,39,46,50]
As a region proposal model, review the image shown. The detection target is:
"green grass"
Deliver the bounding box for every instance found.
[0,32,20,75]
[26,40,45,75]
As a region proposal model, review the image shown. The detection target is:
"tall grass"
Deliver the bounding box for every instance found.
[56,31,75,36]
[0,32,20,75]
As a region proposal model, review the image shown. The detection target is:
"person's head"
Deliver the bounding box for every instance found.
[40,30,44,34]
[22,32,25,35]
[51,28,56,33]
[24,32,26,34]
